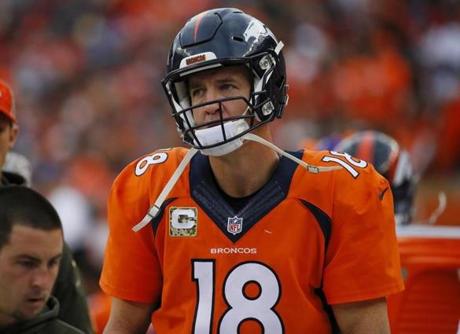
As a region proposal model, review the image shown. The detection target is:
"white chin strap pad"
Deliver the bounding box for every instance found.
[194,120,249,156]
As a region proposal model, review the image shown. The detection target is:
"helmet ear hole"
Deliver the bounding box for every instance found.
[232,36,245,42]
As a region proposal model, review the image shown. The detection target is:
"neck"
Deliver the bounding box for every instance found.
[209,127,279,198]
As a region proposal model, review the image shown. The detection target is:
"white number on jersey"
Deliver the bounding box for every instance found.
[322,151,367,178]
[135,152,168,176]
[192,260,283,334]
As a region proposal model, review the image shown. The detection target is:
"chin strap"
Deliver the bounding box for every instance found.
[242,133,341,173]
[132,148,198,232]
[133,133,340,232]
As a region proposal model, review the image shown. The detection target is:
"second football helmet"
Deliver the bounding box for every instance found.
[162,8,288,155]
[335,131,417,225]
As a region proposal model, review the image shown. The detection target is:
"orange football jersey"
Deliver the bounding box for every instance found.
[100,147,404,333]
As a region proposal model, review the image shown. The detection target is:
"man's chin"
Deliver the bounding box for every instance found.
[14,300,46,320]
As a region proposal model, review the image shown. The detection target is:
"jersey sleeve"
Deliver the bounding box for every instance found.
[99,160,162,304]
[323,165,404,305]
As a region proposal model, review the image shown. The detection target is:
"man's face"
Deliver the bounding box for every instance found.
[0,225,62,325]
[0,116,18,168]
[188,65,252,126]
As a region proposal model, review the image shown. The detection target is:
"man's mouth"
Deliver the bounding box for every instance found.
[26,296,46,306]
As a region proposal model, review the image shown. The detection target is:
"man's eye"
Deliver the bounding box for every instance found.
[18,261,36,269]
[221,84,235,91]
[49,258,61,269]
[190,88,204,98]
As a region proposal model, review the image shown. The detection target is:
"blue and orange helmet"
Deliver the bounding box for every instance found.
[335,130,417,225]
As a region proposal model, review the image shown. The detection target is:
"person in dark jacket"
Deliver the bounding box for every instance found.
[0,297,83,334]
[0,79,93,333]
[0,186,84,334]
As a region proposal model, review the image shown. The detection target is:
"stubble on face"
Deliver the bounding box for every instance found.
[0,226,62,326]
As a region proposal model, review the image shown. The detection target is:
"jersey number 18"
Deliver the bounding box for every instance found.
[192,260,284,334]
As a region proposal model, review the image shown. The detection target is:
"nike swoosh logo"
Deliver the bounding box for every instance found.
[379,187,389,200]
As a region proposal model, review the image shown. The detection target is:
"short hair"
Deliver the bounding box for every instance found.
[0,186,62,249]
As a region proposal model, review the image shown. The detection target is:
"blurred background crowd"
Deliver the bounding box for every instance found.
[1,0,459,298]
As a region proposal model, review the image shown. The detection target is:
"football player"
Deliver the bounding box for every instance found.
[100,8,404,333]
[335,130,417,225]
[335,130,448,227]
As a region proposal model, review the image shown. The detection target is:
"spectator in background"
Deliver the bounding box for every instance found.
[0,186,83,333]
[3,152,32,187]
[0,79,93,333]
[0,81,19,185]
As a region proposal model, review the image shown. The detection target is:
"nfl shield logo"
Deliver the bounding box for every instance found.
[227,216,243,235]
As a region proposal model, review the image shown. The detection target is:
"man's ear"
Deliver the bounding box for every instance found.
[8,124,18,149]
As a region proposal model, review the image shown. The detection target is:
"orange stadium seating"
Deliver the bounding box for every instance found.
[388,225,460,334]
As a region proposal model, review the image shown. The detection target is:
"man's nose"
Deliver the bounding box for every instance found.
[31,267,55,291]
[198,89,221,114]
